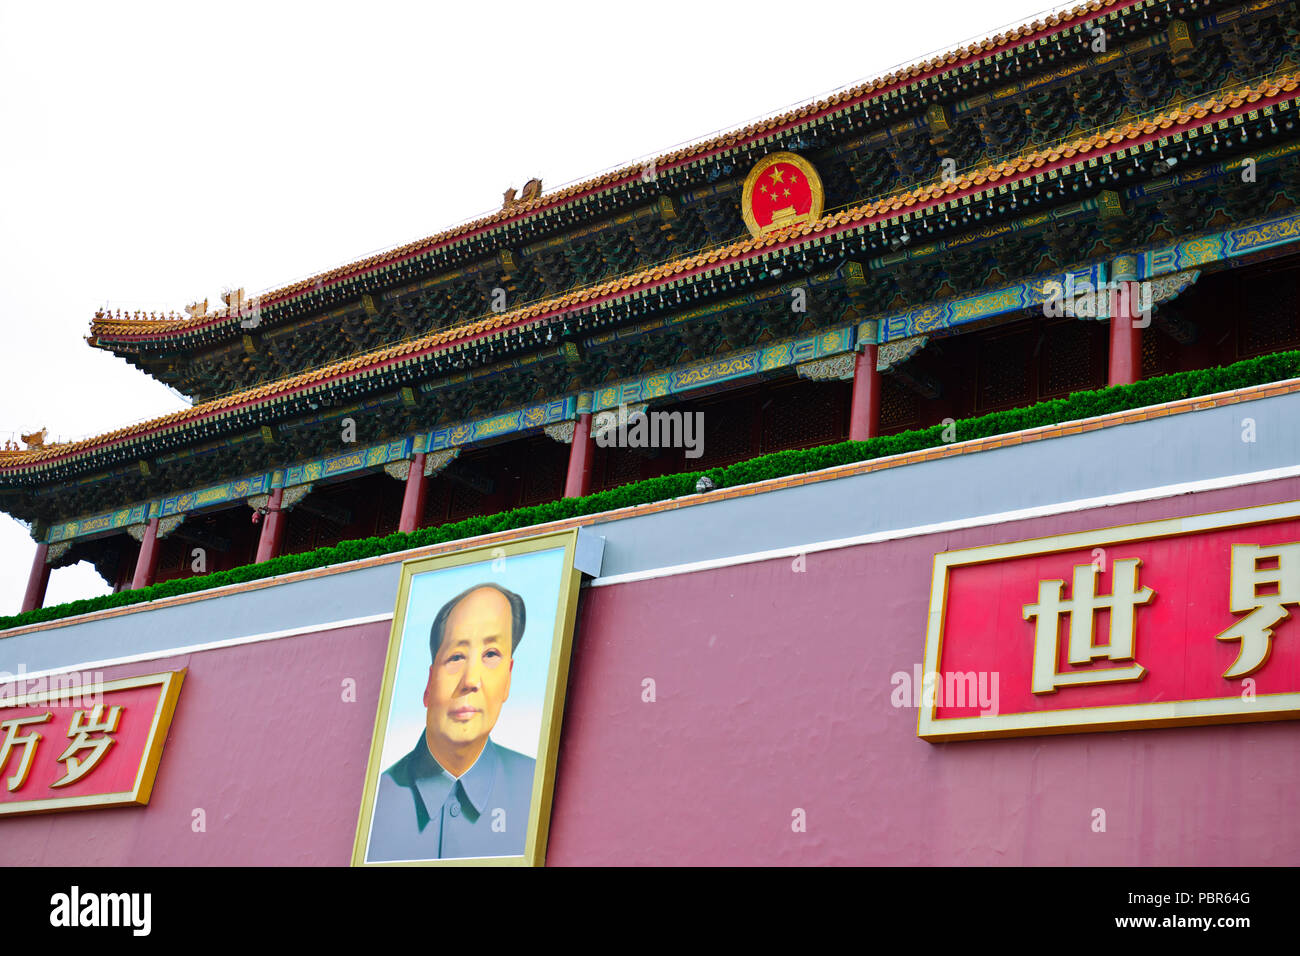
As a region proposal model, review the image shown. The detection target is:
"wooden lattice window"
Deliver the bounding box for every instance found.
[1141,327,1176,379]
[447,484,486,524]
[880,378,919,430]
[283,514,315,556]
[422,483,450,527]
[1238,271,1300,358]
[375,482,403,536]
[1042,320,1095,397]
[976,330,1033,411]
[601,446,642,491]
[521,448,565,505]
[763,385,843,452]
[682,400,750,469]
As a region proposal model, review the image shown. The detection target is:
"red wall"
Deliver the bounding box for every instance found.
[4,477,1299,865]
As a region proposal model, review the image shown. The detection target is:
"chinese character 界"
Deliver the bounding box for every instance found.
[1023,559,1153,694]
[0,713,52,792]
[50,704,122,788]
[1214,543,1300,678]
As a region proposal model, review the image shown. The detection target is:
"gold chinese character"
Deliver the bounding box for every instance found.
[0,713,52,792]
[1023,559,1153,694]
[1215,543,1300,678]
[50,704,122,788]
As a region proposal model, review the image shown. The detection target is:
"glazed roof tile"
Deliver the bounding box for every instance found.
[9,71,1299,474]
[89,0,1139,341]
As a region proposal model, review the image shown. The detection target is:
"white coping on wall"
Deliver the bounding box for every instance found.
[6,462,1299,685]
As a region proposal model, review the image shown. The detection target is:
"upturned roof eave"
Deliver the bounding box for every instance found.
[10,70,1298,479]
[87,0,1143,348]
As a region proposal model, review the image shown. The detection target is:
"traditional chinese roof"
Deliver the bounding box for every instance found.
[89,0,1147,346]
[6,70,1297,482]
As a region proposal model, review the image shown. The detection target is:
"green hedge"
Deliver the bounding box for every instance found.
[6,348,1300,632]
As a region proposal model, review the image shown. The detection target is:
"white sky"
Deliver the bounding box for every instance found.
[0,0,1066,612]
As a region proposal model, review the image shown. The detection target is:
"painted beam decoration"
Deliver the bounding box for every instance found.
[428,397,573,452]
[867,264,1106,342]
[1144,207,1300,278]
[158,473,273,519]
[918,503,1300,741]
[0,670,185,815]
[48,502,151,545]
[592,326,852,411]
[283,437,413,487]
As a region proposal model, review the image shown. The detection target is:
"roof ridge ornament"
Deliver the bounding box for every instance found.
[83,1,1136,318]
[223,287,262,329]
[502,178,543,210]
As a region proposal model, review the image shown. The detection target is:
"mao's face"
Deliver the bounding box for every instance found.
[424,587,514,752]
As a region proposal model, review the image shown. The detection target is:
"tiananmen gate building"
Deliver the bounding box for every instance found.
[2,0,1299,866]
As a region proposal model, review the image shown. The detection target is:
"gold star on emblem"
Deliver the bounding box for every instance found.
[770,168,785,185]
[789,172,800,184]
[783,188,791,197]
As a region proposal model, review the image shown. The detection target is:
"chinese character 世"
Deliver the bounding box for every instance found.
[0,713,53,792]
[1023,559,1153,695]
[50,704,122,788]
[1215,543,1300,679]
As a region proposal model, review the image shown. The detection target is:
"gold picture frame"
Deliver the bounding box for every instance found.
[351,529,585,866]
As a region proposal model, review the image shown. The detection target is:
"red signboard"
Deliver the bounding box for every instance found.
[919,503,1300,740]
[0,670,184,815]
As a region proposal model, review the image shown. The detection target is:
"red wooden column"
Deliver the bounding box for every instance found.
[131,518,161,590]
[848,345,882,441]
[564,414,595,499]
[1108,255,1143,386]
[21,542,51,612]
[255,488,287,563]
[399,452,428,533]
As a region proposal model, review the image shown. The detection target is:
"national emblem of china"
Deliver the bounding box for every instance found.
[740,152,824,238]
